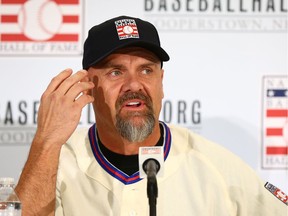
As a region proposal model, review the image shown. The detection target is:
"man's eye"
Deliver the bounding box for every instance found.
[110,70,121,76]
[142,69,152,74]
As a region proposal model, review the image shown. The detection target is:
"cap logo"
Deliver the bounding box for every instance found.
[115,19,139,40]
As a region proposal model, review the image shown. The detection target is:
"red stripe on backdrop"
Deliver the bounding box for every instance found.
[48,34,78,41]
[1,15,18,23]
[1,0,78,4]
[266,128,283,136]
[1,34,78,42]
[1,0,26,3]
[63,15,79,23]
[1,34,30,41]
[266,109,288,117]
[53,0,79,4]
[266,147,288,155]
[1,15,79,24]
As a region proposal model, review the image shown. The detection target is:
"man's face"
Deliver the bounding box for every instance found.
[88,47,164,142]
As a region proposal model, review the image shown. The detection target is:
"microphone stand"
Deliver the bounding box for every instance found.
[143,159,159,216]
[147,174,158,216]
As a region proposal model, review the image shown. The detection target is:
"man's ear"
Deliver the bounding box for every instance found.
[160,69,164,99]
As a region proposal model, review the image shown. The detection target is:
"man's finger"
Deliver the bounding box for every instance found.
[74,94,94,109]
[65,81,95,102]
[44,69,73,96]
[56,70,89,96]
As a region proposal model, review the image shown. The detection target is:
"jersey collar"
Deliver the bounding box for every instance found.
[88,121,171,185]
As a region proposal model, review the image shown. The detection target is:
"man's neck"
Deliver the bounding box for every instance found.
[96,123,164,175]
[96,122,161,155]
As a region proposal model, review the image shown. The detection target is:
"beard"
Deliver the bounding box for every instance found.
[115,92,155,142]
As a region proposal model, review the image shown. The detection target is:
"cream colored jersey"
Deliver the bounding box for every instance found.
[56,122,287,216]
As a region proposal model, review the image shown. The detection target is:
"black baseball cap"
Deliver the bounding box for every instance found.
[82,16,170,69]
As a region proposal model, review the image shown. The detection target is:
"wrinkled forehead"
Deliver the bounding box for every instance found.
[93,46,161,68]
[114,47,160,61]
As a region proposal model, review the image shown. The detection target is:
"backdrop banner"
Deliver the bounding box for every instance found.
[0,0,287,192]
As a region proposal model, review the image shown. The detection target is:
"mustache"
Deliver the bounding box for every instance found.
[116,92,152,110]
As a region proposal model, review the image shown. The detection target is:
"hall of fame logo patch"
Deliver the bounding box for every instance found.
[0,0,83,55]
[262,76,288,169]
[264,182,288,206]
[115,18,139,40]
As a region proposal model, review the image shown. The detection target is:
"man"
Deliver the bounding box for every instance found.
[15,16,286,216]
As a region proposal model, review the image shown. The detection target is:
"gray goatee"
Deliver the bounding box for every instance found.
[115,92,155,142]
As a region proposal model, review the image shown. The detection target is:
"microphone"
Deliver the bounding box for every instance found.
[143,158,160,178]
[138,146,164,179]
[143,159,160,216]
[139,147,164,216]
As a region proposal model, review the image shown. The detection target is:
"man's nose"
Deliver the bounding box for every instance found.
[121,73,144,92]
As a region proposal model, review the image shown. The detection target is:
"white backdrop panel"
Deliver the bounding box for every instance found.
[0,0,287,192]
